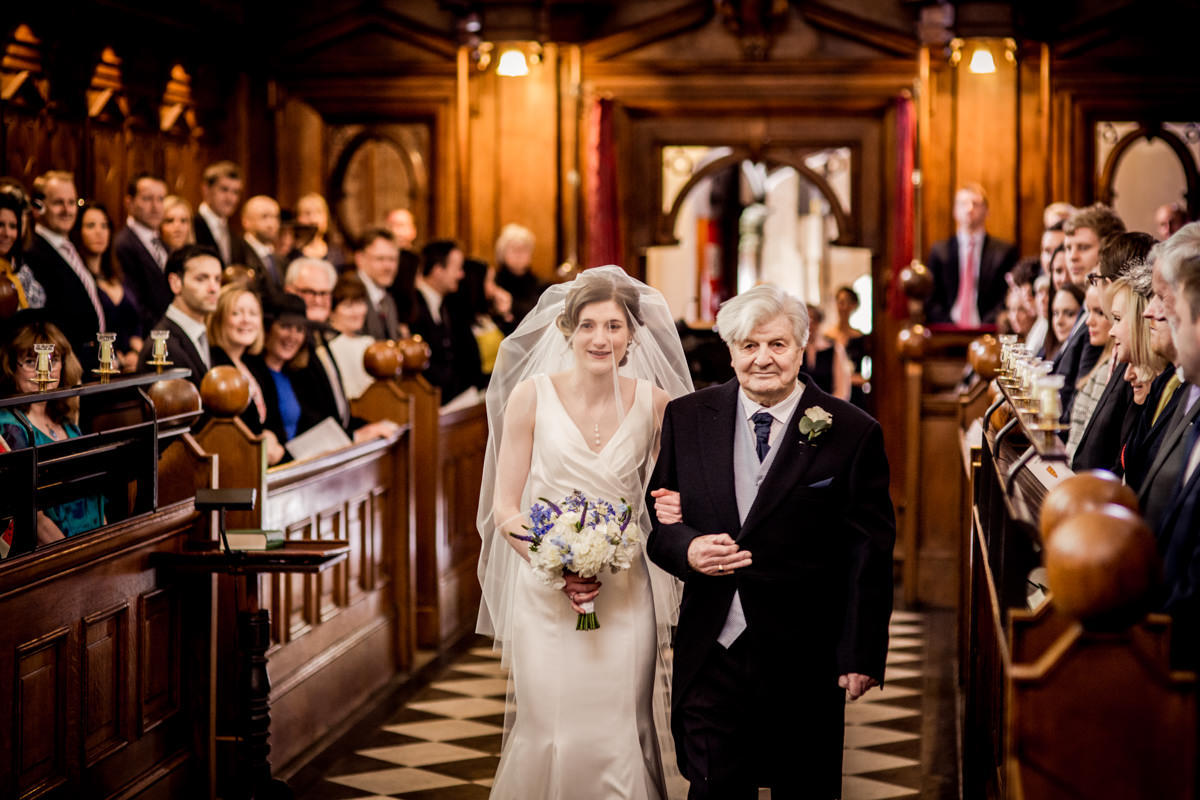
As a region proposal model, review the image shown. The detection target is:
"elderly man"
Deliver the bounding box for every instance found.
[1156,223,1200,668]
[24,170,103,371]
[924,183,1018,326]
[284,257,396,444]
[647,285,895,799]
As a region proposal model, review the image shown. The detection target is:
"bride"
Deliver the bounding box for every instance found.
[477,267,693,799]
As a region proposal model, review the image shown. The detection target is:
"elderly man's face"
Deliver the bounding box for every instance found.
[1173,287,1200,385]
[1146,263,1178,362]
[729,313,803,407]
[288,264,333,323]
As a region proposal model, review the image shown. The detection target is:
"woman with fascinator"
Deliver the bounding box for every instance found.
[477,266,693,799]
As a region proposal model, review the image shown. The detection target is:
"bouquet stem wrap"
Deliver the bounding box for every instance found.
[576,600,599,631]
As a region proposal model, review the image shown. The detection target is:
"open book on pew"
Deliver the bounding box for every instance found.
[225,529,285,551]
[285,417,353,462]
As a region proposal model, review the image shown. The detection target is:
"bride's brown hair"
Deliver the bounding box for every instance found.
[555,271,644,366]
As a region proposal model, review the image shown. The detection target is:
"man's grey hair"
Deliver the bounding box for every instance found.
[715,285,810,349]
[1158,222,1200,284]
[285,257,337,289]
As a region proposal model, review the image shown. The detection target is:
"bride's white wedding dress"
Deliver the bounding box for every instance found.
[490,373,667,799]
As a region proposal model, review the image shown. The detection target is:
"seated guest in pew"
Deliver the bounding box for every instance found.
[1069,235,1157,472]
[1140,228,1200,537]
[410,239,483,404]
[282,260,398,443]
[0,183,46,309]
[159,195,195,254]
[206,284,285,465]
[354,227,405,341]
[137,244,222,389]
[1155,232,1200,669]
[326,272,375,401]
[0,312,105,543]
[73,202,145,371]
[1065,282,1114,460]
[1052,205,1126,423]
[257,294,396,457]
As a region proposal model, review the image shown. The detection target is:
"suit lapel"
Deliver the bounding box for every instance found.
[701,380,742,538]
[737,380,827,540]
[1141,388,1200,500]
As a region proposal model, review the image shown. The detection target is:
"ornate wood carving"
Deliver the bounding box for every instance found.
[716,0,791,60]
[0,24,49,109]
[87,47,129,122]
[160,64,201,137]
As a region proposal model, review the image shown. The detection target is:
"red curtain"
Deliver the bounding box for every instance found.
[888,94,916,319]
[585,97,620,268]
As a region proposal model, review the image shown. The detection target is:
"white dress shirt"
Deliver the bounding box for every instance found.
[126,216,167,268]
[166,304,210,369]
[198,202,232,264]
[416,278,444,325]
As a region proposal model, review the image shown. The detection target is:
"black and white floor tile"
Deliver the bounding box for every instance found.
[296,612,927,800]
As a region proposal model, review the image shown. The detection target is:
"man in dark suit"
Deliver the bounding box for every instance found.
[240,195,285,301]
[24,170,103,372]
[353,227,403,340]
[924,183,1018,326]
[410,239,482,403]
[646,286,895,799]
[1155,229,1200,668]
[194,161,243,267]
[136,244,221,389]
[114,172,171,332]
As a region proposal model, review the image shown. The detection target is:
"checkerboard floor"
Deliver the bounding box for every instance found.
[295,612,929,799]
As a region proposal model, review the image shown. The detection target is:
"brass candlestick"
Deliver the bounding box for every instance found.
[32,343,57,389]
[147,329,173,371]
[94,332,118,382]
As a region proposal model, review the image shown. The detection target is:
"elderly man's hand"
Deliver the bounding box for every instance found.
[839,673,878,701]
[686,533,752,576]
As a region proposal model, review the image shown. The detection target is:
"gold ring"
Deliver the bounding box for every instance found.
[718,564,724,573]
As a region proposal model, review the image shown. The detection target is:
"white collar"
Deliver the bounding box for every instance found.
[358,270,387,306]
[198,202,227,231]
[415,277,443,322]
[165,303,210,363]
[244,233,273,260]
[738,378,804,423]
[35,224,70,251]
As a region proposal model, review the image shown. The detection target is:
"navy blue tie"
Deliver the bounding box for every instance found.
[752,411,773,462]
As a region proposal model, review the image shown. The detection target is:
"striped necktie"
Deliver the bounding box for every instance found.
[59,238,107,330]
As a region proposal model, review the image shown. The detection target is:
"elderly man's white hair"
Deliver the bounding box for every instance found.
[715,284,809,349]
[285,257,337,289]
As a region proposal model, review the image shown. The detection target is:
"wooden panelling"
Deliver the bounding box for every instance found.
[15,627,69,796]
[954,43,1019,245]
[138,588,179,735]
[82,604,129,766]
[435,403,488,646]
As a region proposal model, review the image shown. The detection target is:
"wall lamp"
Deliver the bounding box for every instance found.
[949,37,1016,74]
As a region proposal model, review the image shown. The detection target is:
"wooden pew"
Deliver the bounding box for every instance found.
[962,379,1197,799]
[0,374,219,800]
[191,365,416,778]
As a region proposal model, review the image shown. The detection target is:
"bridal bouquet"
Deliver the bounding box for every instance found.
[509,490,641,631]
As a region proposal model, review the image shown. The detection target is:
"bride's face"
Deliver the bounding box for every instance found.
[570,299,630,372]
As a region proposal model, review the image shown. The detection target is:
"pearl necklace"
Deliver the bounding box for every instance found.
[593,422,602,447]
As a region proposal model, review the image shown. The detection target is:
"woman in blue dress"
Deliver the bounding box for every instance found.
[0,313,105,546]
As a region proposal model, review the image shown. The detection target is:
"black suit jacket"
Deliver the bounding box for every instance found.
[136,314,209,389]
[209,346,270,435]
[114,227,172,332]
[1140,384,1200,537]
[241,239,285,303]
[924,233,1018,324]
[287,327,358,436]
[24,233,101,372]
[1071,366,1135,473]
[1158,440,1200,668]
[1125,370,1184,493]
[409,291,482,403]
[646,379,894,785]
[194,214,241,266]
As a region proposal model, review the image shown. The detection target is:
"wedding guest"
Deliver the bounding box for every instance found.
[240,195,284,301]
[411,239,483,403]
[1043,248,1072,359]
[73,202,144,371]
[460,257,504,377]
[137,244,222,389]
[0,313,104,543]
[1063,203,1125,291]
[293,193,346,268]
[0,184,44,308]
[354,227,404,340]
[1156,202,1188,241]
[160,195,195,253]
[24,171,103,371]
[1066,283,1114,458]
[493,223,543,331]
[800,304,851,401]
[1043,201,1076,231]
[114,172,171,330]
[826,285,869,408]
[1040,219,1066,283]
[207,284,285,465]
[1002,259,1039,341]
[385,207,417,250]
[194,161,243,266]
[258,294,310,447]
[1031,274,1051,356]
[326,273,375,401]
[1049,282,1084,360]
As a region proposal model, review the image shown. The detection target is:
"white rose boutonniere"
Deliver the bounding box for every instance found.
[798,406,833,444]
